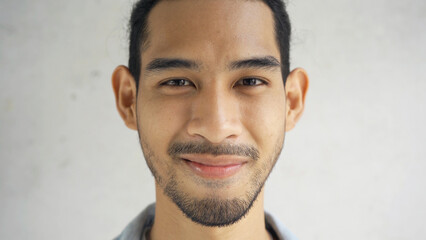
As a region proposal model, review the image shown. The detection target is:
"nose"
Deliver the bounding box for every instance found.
[187,87,242,143]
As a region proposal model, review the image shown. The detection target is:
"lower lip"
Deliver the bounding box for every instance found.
[184,160,244,179]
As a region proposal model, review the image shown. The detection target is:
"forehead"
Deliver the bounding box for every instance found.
[143,0,279,68]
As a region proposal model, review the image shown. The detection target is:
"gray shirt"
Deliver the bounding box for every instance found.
[115,203,298,240]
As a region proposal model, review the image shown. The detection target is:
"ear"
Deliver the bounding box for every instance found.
[111,65,138,130]
[285,68,309,132]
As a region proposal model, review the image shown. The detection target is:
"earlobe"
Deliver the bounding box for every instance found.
[111,65,138,130]
[285,68,309,132]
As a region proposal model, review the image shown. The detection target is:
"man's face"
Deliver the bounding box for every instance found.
[137,0,286,226]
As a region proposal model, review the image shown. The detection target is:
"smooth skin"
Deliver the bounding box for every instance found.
[112,0,308,239]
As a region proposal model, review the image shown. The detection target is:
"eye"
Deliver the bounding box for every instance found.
[235,77,267,87]
[160,79,195,87]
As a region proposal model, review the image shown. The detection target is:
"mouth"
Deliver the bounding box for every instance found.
[180,154,248,179]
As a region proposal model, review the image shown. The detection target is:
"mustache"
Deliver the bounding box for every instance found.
[168,141,260,161]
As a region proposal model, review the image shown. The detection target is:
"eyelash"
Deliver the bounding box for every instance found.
[159,77,267,88]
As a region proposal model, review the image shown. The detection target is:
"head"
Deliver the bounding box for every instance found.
[112,0,308,227]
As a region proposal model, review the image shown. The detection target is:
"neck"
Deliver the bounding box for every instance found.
[149,185,270,240]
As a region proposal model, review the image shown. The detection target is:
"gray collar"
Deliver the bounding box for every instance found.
[115,203,298,240]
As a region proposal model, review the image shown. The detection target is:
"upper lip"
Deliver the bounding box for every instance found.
[179,154,249,166]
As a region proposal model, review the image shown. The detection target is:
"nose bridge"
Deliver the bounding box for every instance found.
[187,84,242,143]
[204,86,233,124]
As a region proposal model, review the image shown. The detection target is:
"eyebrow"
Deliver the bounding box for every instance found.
[145,58,201,73]
[228,56,281,71]
[144,56,281,75]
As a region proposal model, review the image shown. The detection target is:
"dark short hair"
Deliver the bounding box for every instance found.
[128,0,291,89]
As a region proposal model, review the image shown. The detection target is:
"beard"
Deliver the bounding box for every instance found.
[138,133,284,227]
[163,175,263,227]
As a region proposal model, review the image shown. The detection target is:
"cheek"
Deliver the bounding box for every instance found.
[240,92,286,147]
[137,95,190,149]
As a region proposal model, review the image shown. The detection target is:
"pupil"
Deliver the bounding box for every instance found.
[244,78,255,85]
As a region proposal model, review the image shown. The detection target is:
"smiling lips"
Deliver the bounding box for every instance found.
[180,154,248,179]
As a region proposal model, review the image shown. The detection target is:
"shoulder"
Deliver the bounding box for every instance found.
[265,211,298,240]
[114,203,155,240]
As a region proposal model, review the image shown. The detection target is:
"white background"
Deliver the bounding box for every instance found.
[1,0,425,239]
